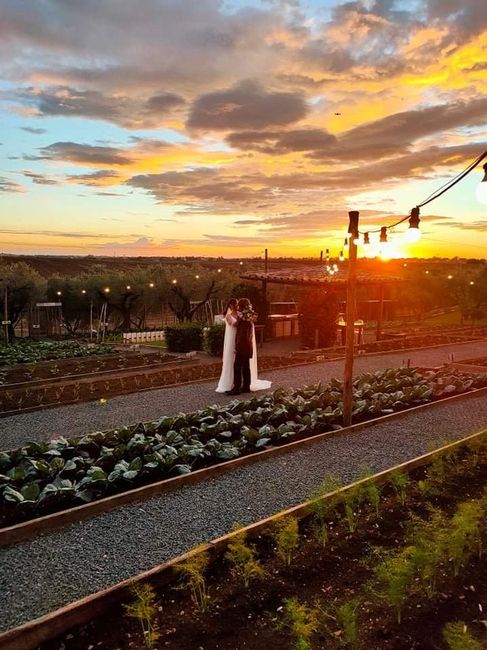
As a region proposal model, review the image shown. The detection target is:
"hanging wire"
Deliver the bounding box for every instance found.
[358,149,487,235]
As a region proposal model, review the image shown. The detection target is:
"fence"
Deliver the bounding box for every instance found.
[122,331,165,344]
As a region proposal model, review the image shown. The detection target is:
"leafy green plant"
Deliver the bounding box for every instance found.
[175,547,210,612]
[442,621,484,650]
[225,526,266,588]
[124,583,160,649]
[273,517,300,567]
[282,597,319,650]
[389,470,409,506]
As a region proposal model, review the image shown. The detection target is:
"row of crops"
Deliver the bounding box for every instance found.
[1,367,486,525]
[0,341,114,366]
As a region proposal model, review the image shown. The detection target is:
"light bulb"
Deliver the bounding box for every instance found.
[339,251,344,261]
[405,226,421,243]
[353,236,361,245]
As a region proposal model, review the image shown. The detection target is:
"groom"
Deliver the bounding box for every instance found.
[226,298,253,395]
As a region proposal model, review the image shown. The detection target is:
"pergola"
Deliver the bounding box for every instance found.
[240,265,405,341]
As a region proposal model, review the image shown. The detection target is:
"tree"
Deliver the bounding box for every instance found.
[0,262,45,341]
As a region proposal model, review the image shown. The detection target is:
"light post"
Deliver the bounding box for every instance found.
[341,149,487,427]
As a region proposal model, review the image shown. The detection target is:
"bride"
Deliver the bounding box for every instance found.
[215,298,272,393]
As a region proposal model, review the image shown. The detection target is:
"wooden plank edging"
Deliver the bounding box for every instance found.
[2,386,487,547]
[0,427,485,650]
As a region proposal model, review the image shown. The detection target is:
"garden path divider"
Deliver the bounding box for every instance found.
[0,425,485,650]
[2,386,487,549]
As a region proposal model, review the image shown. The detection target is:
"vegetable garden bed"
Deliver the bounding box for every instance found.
[0,354,309,415]
[3,428,486,650]
[0,341,115,367]
[1,367,486,530]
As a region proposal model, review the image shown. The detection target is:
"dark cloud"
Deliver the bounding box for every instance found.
[21,126,47,134]
[66,170,121,185]
[227,100,487,161]
[145,92,185,113]
[40,142,132,165]
[187,80,308,130]
[226,128,336,154]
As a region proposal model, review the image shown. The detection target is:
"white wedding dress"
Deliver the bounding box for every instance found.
[215,311,272,393]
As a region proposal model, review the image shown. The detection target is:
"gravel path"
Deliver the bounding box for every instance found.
[1,389,487,632]
[1,340,486,451]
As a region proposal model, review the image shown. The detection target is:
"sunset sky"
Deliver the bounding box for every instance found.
[0,0,486,258]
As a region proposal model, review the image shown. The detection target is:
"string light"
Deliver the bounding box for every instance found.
[470,280,475,285]
[343,237,348,248]
[104,287,110,293]
[339,250,344,261]
[447,275,453,280]
[56,290,62,296]
[405,206,421,242]
[195,274,200,279]
[363,232,370,245]
[126,285,131,290]
[172,279,177,284]
[149,282,155,288]
[380,227,388,243]
[217,268,222,273]
[81,289,86,294]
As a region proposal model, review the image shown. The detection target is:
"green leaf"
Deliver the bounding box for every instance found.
[20,482,40,501]
[3,485,24,503]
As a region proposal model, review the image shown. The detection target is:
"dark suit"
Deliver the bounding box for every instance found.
[233,319,253,391]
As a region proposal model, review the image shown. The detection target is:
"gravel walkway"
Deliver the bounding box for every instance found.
[1,389,487,632]
[1,340,486,451]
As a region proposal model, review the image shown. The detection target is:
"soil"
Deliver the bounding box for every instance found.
[40,444,487,650]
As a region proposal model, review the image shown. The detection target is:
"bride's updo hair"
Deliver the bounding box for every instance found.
[223,298,238,316]
[237,298,251,311]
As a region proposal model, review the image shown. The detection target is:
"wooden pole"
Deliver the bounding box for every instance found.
[376,283,385,341]
[3,285,9,345]
[264,248,268,273]
[343,212,358,427]
[320,250,323,264]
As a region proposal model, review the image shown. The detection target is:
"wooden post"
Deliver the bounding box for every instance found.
[376,283,385,341]
[264,248,268,273]
[320,250,323,264]
[3,285,8,345]
[343,212,359,427]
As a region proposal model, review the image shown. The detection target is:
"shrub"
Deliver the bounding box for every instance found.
[204,323,225,356]
[163,322,203,352]
[299,290,338,349]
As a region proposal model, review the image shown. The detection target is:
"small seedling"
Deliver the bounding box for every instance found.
[342,482,365,533]
[273,517,300,567]
[309,475,342,548]
[359,468,381,516]
[336,599,360,648]
[175,547,210,612]
[124,583,160,649]
[225,525,266,588]
[281,596,319,650]
[389,470,409,506]
[442,621,483,650]
[372,547,415,623]
[447,499,484,576]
